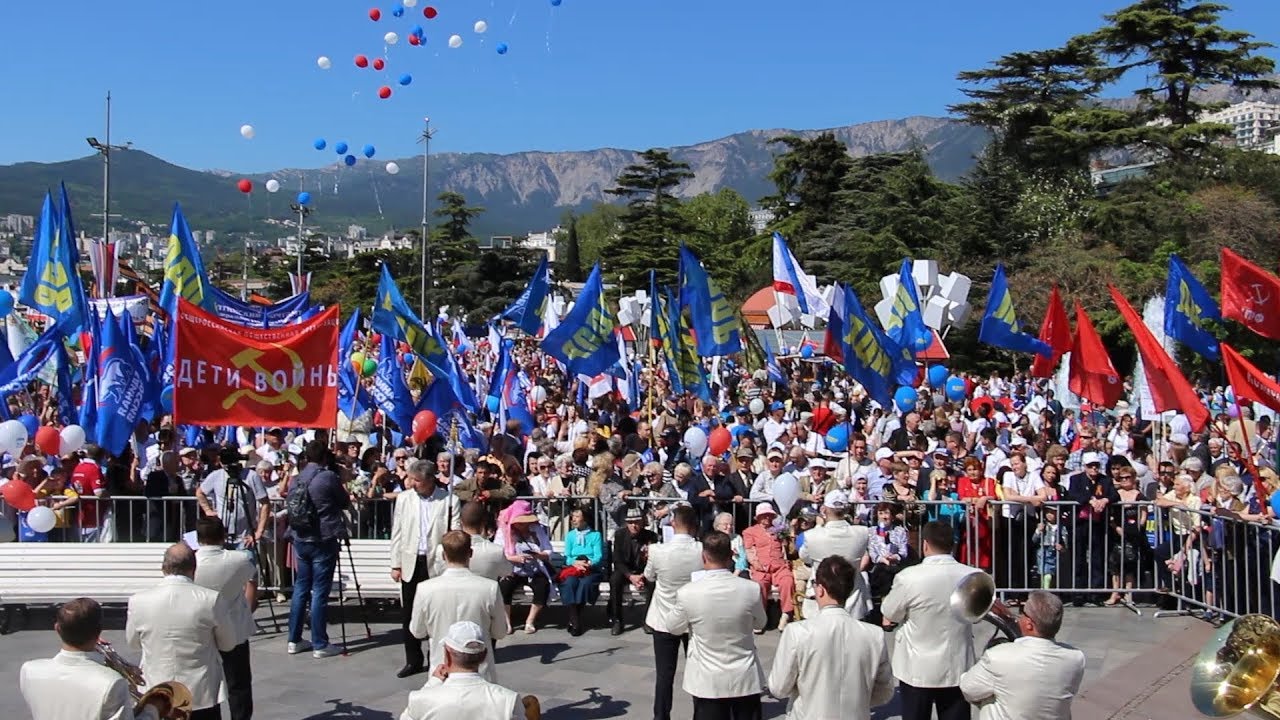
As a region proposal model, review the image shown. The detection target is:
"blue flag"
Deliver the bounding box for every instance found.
[884,259,932,355]
[666,287,711,402]
[1165,254,1221,362]
[766,345,787,385]
[498,255,550,336]
[0,322,68,415]
[338,310,373,419]
[78,313,100,432]
[979,264,1052,357]
[158,204,215,316]
[540,263,619,378]
[92,308,148,456]
[372,265,450,372]
[19,191,88,333]
[53,341,75,426]
[832,283,903,407]
[138,318,166,422]
[678,245,741,357]
[493,338,536,435]
[445,345,479,413]
[211,286,315,328]
[371,332,417,432]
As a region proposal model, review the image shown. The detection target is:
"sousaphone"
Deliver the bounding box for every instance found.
[1191,614,1280,718]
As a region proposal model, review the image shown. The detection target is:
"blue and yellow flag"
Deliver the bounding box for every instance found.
[371,331,417,433]
[651,285,682,393]
[158,204,214,316]
[498,255,550,336]
[541,263,620,378]
[678,245,741,357]
[371,264,450,372]
[1164,254,1221,362]
[667,287,711,401]
[979,264,1052,357]
[833,283,902,407]
[884,259,932,356]
[20,190,88,333]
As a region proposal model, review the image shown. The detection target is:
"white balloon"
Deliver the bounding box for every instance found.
[59,425,85,455]
[682,427,708,458]
[0,420,27,455]
[529,385,547,404]
[772,474,801,517]
[474,20,488,33]
[265,179,280,193]
[448,34,463,48]
[239,124,255,140]
[748,398,765,416]
[385,31,399,45]
[385,161,400,175]
[25,506,55,534]
[317,55,332,70]
[403,0,417,6]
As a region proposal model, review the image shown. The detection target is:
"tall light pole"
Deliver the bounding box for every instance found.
[85,91,131,295]
[418,117,435,319]
[290,202,312,280]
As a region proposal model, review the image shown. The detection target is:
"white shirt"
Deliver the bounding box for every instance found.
[983,446,1008,481]
[418,492,438,554]
[1000,469,1045,519]
[768,606,894,719]
[21,650,161,720]
[762,418,788,447]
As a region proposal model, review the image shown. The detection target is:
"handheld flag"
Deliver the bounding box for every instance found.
[338,310,373,419]
[1109,285,1209,431]
[540,263,620,378]
[1164,254,1220,361]
[771,232,829,319]
[1067,301,1122,408]
[498,255,550,336]
[765,345,787,386]
[979,265,1052,356]
[494,338,536,435]
[0,322,68,415]
[666,287,711,401]
[92,308,149,455]
[372,265,450,371]
[371,332,417,432]
[1030,285,1072,378]
[830,283,900,407]
[678,245,741,357]
[1221,247,1280,340]
[884,259,932,355]
[1222,343,1280,415]
[19,191,88,333]
[158,204,215,316]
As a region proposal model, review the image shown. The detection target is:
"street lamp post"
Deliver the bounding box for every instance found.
[419,117,435,319]
[85,91,131,297]
[290,203,312,280]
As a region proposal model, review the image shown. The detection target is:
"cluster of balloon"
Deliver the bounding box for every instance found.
[945,375,967,402]
[894,386,919,413]
[411,410,438,444]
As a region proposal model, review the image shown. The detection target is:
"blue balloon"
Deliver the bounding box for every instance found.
[297,191,311,205]
[485,396,499,413]
[362,144,376,158]
[800,345,814,359]
[894,386,918,413]
[927,364,949,388]
[496,42,509,55]
[945,376,967,402]
[313,138,326,151]
[398,73,412,86]
[0,292,13,318]
[824,423,850,453]
[343,154,356,166]
[335,141,348,155]
[392,6,404,16]
[160,385,174,414]
[411,24,424,35]
[18,414,38,439]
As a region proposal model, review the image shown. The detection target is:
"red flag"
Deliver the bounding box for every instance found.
[1068,300,1123,408]
[1221,247,1280,340]
[1030,285,1072,378]
[172,298,340,428]
[1222,343,1280,414]
[1108,285,1209,431]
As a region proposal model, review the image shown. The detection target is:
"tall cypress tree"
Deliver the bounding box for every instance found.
[560,214,584,283]
[603,149,694,290]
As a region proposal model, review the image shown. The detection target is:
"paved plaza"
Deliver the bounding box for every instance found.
[0,602,1215,719]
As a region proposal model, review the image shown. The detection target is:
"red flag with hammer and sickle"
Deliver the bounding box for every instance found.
[173,298,340,428]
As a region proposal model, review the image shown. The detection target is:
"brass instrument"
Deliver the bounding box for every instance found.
[523,695,542,720]
[97,640,194,720]
[950,571,1022,646]
[1190,614,1280,718]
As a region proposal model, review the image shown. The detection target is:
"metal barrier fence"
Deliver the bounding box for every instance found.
[4,492,1277,622]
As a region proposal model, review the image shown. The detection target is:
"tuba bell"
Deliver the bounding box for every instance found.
[950,570,1021,646]
[1190,614,1280,718]
[97,640,194,720]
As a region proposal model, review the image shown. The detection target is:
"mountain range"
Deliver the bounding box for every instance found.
[0,116,990,242]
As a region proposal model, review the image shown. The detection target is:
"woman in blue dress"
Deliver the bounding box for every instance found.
[558,507,604,636]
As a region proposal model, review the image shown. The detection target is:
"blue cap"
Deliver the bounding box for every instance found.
[769,401,785,412]
[735,406,749,415]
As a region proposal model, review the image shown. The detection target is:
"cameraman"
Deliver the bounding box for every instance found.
[196,445,270,551]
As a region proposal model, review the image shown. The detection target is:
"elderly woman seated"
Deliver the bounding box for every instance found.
[742,502,796,631]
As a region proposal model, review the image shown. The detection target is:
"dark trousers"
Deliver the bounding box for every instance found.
[608,571,651,623]
[692,694,762,720]
[220,640,253,720]
[898,682,968,720]
[400,554,431,668]
[190,705,222,720]
[652,630,688,720]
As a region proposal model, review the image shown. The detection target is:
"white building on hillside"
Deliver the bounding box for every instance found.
[1202,100,1280,151]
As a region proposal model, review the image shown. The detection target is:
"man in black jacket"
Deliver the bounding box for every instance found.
[286,441,351,658]
[609,507,658,635]
[1064,451,1119,605]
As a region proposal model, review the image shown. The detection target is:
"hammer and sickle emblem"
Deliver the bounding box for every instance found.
[222,343,307,410]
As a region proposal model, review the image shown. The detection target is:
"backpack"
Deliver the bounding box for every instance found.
[286,472,319,536]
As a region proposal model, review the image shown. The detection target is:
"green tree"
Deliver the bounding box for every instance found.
[570,203,625,269]
[603,149,695,289]
[761,134,852,249]
[677,188,766,299]
[558,213,585,283]
[426,191,483,311]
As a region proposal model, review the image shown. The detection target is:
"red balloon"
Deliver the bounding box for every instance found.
[424,6,438,18]
[370,333,381,345]
[354,54,369,68]
[368,8,381,21]
[811,406,835,435]
[236,178,252,194]
[378,86,392,99]
[372,57,385,71]
[707,427,731,457]
[408,34,420,46]
[0,478,36,512]
[35,426,60,457]
[412,410,438,444]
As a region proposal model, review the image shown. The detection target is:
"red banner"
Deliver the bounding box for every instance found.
[1222,343,1280,414]
[173,298,340,428]
[1030,284,1072,378]
[1221,247,1280,340]
[1108,285,1209,431]
[1068,300,1123,408]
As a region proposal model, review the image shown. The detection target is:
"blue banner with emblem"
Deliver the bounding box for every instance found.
[831,283,901,407]
[979,264,1052,357]
[371,265,451,373]
[19,189,88,334]
[678,245,741,357]
[540,263,620,378]
[1164,254,1221,362]
[158,203,215,317]
[211,285,316,328]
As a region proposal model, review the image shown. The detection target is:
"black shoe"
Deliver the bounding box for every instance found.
[396,664,423,679]
[611,622,623,636]
[642,624,653,635]
[569,624,586,637]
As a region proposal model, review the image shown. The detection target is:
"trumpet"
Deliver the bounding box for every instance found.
[97,640,194,720]
[950,571,1021,646]
[1190,614,1280,718]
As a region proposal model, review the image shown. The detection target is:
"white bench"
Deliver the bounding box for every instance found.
[0,543,172,606]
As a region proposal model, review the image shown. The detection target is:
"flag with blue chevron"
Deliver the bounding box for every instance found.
[884,259,933,355]
[371,264,450,372]
[666,287,711,401]
[765,345,787,385]
[678,245,741,356]
[651,287,683,394]
[19,190,88,333]
[540,263,619,378]
[979,264,1052,357]
[1164,254,1221,362]
[498,254,550,336]
[832,283,899,407]
[158,204,215,317]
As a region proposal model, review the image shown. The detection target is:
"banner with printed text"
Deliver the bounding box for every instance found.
[172,298,340,428]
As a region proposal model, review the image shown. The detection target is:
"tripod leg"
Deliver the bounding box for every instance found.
[344,539,372,638]
[337,553,348,656]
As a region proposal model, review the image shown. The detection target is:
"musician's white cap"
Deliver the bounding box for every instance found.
[443,621,487,654]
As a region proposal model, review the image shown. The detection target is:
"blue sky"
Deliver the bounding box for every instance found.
[1,0,1276,172]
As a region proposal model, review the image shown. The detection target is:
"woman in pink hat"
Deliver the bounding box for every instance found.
[495,499,553,633]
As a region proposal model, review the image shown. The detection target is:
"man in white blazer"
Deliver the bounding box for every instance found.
[768,555,894,719]
[668,530,768,720]
[192,517,258,720]
[430,501,510,581]
[798,491,872,618]
[644,504,705,720]
[410,530,508,681]
[390,459,463,678]
[401,621,526,720]
[127,544,238,720]
[961,590,1086,720]
[21,598,165,720]
[881,520,978,720]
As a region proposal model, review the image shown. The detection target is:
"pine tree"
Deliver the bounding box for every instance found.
[760,134,852,249]
[426,191,483,311]
[603,149,695,290]
[559,213,584,283]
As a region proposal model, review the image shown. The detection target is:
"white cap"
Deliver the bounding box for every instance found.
[874,447,894,462]
[1010,435,1028,447]
[1082,451,1105,467]
[1170,433,1190,446]
[823,490,849,510]
[442,621,487,654]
